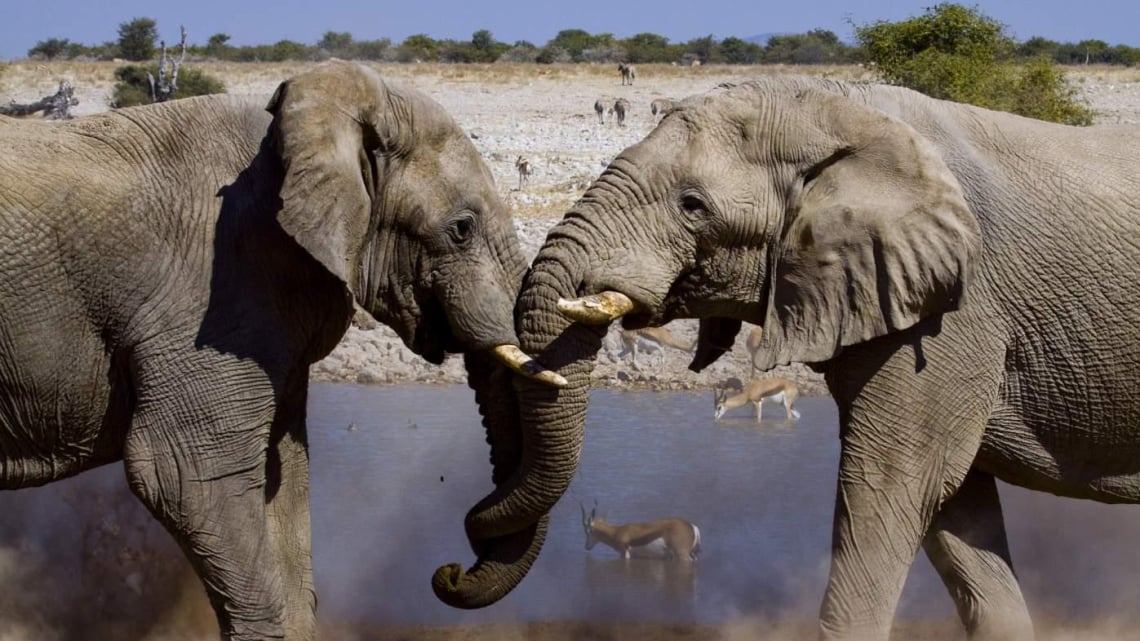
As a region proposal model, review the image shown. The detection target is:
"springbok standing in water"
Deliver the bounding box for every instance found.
[714,378,801,421]
[581,502,701,560]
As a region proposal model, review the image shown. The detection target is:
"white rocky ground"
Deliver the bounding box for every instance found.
[4,62,1138,394]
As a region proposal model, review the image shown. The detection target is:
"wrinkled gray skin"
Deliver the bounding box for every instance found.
[515,77,1140,640]
[0,61,547,639]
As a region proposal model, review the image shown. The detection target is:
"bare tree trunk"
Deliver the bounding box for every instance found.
[0,80,79,119]
[148,26,187,103]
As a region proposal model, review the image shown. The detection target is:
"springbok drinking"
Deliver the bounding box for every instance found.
[713,378,801,421]
[581,502,701,561]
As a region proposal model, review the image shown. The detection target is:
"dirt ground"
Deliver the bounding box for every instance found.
[4,60,1138,395]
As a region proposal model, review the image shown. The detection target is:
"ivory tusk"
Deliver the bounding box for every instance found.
[555,291,636,325]
[490,345,568,388]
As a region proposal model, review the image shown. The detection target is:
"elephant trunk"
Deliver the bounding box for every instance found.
[469,221,605,538]
[432,225,603,608]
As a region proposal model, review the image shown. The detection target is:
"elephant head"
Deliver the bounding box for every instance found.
[503,77,981,567]
[265,62,564,607]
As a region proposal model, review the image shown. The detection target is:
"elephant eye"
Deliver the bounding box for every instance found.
[446,213,477,245]
[679,194,709,217]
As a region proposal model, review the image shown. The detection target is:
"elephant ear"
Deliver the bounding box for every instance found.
[753,91,980,371]
[266,61,393,286]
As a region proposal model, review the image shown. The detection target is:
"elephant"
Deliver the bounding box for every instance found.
[0,61,564,640]
[504,76,1140,640]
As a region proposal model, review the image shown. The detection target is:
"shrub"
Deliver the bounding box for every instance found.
[855,3,1093,125]
[117,17,158,61]
[110,64,226,108]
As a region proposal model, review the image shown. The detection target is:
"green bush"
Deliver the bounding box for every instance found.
[110,64,226,108]
[855,3,1093,125]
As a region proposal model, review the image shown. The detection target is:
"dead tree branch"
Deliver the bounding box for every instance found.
[148,25,187,103]
[0,80,79,119]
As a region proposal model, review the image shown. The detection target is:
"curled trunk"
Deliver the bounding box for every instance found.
[432,230,602,608]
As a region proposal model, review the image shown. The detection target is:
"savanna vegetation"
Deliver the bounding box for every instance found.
[13,4,1117,123]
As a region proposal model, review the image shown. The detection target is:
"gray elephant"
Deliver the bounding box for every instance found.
[485,77,1140,640]
[0,61,562,640]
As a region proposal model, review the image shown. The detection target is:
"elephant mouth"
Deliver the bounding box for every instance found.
[412,297,458,365]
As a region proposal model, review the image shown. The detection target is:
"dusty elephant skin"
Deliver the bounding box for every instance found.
[515,77,1140,640]
[0,61,554,640]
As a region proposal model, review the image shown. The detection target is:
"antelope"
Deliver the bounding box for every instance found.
[613,97,630,127]
[714,377,801,421]
[594,98,606,124]
[581,502,701,561]
[514,155,531,189]
[618,62,636,85]
[616,325,695,370]
[744,325,764,375]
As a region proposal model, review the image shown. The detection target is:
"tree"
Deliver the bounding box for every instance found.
[318,31,353,54]
[398,34,438,62]
[682,35,718,64]
[622,32,672,63]
[548,29,598,62]
[205,33,231,59]
[720,36,763,64]
[855,3,1092,125]
[28,38,72,60]
[469,29,508,62]
[118,17,159,61]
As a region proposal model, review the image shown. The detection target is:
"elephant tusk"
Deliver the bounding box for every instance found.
[490,345,568,388]
[556,291,637,325]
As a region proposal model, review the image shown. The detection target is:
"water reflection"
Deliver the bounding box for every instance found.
[581,556,699,619]
[2,383,1140,633]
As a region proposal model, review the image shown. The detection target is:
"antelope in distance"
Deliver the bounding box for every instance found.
[714,377,801,422]
[616,325,695,370]
[744,324,764,375]
[581,502,701,560]
[618,62,636,85]
[514,155,531,189]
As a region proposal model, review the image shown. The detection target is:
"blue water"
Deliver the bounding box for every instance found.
[4,383,1140,631]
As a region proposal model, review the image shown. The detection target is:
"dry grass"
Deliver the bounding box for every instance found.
[1,60,876,91]
[6,60,1136,99]
[1062,64,1140,84]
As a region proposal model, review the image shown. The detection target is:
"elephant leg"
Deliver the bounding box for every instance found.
[819,328,1003,640]
[922,468,1033,641]
[754,401,762,422]
[265,371,317,640]
[124,361,285,641]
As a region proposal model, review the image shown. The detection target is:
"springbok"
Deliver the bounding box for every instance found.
[514,155,531,190]
[616,326,695,370]
[581,502,701,560]
[714,377,801,421]
[744,325,765,375]
[618,62,636,85]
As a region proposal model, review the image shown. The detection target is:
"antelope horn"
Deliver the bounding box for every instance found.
[556,291,637,325]
[490,345,568,388]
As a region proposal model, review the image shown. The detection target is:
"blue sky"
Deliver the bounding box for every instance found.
[3,1,1139,60]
